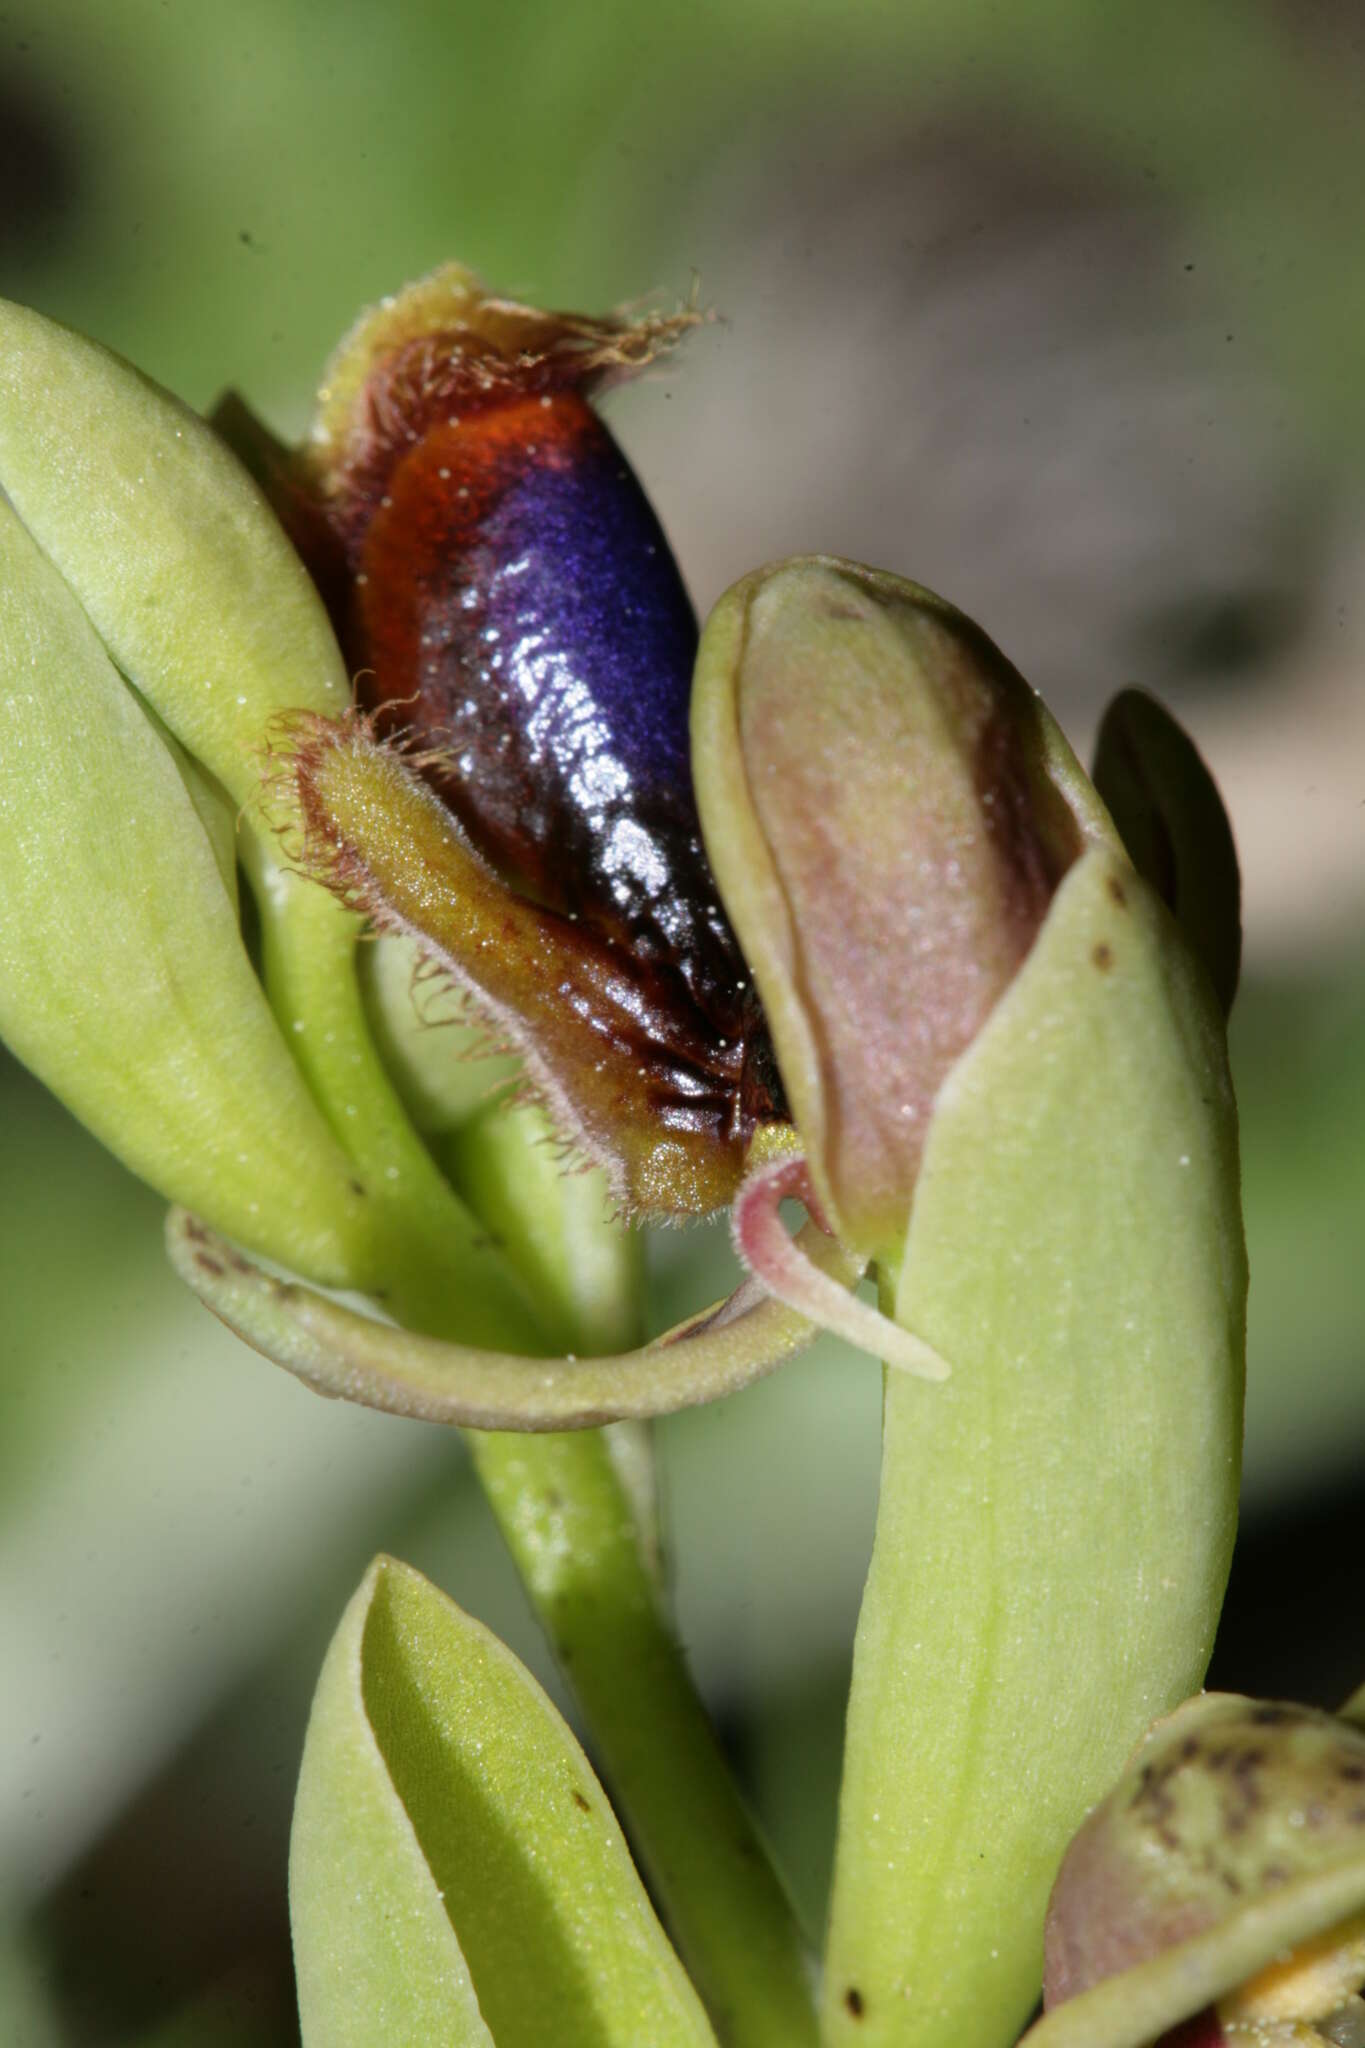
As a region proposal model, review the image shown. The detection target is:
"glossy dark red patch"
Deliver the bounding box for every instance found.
[1157,2008,1225,2047]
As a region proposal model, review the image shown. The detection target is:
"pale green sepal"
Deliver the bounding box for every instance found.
[821,845,1245,2048]
[136,696,240,912]
[0,296,347,809]
[291,1554,718,2048]
[165,1206,857,1428]
[0,499,371,1284]
[0,296,533,1332]
[1018,1858,1365,2048]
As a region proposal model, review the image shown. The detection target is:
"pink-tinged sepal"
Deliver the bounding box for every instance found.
[1023,1692,1365,2048]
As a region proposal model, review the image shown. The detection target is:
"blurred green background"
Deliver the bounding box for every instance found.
[3,1,1365,2039]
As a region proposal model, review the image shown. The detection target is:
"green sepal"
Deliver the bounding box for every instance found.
[0,294,553,1342]
[165,1203,858,1428]
[0,497,372,1283]
[290,1554,718,2048]
[135,697,240,913]
[821,844,1246,2048]
[1092,687,1241,1017]
[0,296,349,808]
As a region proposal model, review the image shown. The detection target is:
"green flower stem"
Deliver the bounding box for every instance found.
[466,1426,819,2048]
[414,1108,815,2041]
[260,1072,815,2043]
[240,830,551,1353]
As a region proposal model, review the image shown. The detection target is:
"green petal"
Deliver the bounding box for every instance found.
[290,1555,718,2048]
[821,845,1246,2048]
[360,933,519,1138]
[236,823,548,1347]
[164,1205,855,1429]
[0,498,371,1283]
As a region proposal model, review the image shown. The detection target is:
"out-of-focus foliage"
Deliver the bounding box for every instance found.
[3,0,1364,2039]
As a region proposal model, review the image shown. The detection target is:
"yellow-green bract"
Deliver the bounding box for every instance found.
[821,844,1244,2048]
[291,1556,719,2048]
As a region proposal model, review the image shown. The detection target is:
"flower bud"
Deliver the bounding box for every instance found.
[1028,1693,1365,2048]
[692,556,1111,1264]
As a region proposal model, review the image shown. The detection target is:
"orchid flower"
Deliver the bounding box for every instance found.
[0,270,1248,2048]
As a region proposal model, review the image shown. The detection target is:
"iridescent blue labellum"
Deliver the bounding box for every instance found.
[255,268,786,1216]
[347,384,715,979]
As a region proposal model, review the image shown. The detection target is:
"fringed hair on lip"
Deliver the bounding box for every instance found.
[310,272,708,520]
[279,710,781,1221]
